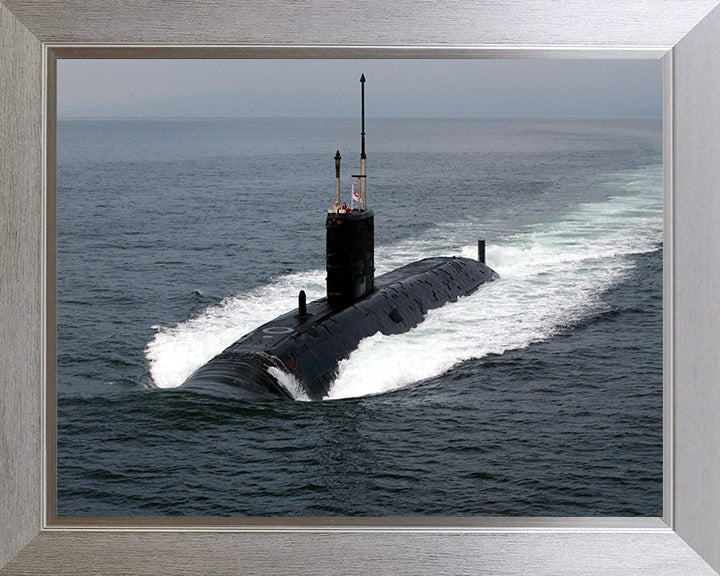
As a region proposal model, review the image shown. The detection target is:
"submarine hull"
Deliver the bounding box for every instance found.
[180,256,498,400]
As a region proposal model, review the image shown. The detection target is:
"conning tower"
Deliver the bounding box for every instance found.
[326,74,374,305]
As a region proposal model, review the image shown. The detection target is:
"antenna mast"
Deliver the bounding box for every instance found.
[359,74,367,211]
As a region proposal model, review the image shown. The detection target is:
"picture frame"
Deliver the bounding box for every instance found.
[2,1,720,574]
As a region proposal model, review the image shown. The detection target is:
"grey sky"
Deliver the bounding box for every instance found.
[58,59,662,119]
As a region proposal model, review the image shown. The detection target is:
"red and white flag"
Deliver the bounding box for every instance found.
[352,184,359,207]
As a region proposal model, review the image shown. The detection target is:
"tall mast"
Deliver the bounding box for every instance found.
[359,74,367,211]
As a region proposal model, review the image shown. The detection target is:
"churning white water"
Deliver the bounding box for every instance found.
[145,167,662,399]
[145,269,325,389]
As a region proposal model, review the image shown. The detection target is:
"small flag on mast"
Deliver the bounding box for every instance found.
[351,184,359,208]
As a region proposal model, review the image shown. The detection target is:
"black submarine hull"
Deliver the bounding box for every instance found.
[180,256,498,400]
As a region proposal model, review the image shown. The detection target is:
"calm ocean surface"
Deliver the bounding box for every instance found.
[57,117,662,516]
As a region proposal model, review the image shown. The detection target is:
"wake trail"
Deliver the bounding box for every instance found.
[145,166,662,399]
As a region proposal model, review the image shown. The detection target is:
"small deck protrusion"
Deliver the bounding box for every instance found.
[478,239,486,264]
[298,290,307,316]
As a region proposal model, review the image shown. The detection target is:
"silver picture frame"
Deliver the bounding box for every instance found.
[2,1,720,574]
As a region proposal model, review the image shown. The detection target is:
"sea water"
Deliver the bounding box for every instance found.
[57,118,662,516]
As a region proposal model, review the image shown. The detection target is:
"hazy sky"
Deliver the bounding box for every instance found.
[58,59,662,119]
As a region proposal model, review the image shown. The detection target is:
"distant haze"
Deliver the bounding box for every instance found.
[58,59,661,119]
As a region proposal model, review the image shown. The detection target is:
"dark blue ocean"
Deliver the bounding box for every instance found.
[56,117,662,517]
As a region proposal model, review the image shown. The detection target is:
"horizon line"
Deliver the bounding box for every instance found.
[57,114,663,121]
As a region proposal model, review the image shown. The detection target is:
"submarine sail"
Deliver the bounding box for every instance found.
[179,75,498,400]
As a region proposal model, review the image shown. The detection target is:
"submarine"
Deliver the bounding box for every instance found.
[179,74,498,401]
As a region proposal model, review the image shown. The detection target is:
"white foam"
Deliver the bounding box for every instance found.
[267,367,311,402]
[144,270,324,389]
[145,166,662,400]
[327,168,663,399]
